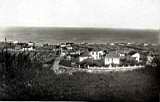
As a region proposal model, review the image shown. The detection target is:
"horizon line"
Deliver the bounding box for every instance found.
[0,25,159,31]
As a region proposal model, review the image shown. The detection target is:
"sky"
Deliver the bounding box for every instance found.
[0,0,160,29]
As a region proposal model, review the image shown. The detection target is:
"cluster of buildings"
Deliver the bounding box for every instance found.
[58,42,154,68]
[79,48,141,67]
[0,39,59,52]
[0,38,157,69]
[0,40,36,51]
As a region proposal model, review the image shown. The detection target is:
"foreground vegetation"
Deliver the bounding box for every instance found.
[0,50,160,101]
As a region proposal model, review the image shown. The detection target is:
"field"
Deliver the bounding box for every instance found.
[0,51,160,101]
[19,67,160,101]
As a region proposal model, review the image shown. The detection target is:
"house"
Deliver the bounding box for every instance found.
[65,42,73,50]
[60,43,66,48]
[146,52,154,65]
[146,55,153,65]
[144,43,149,47]
[35,42,43,47]
[104,52,120,65]
[110,43,115,46]
[60,47,67,56]
[131,52,140,62]
[28,42,34,47]
[21,46,35,51]
[66,42,74,47]
[79,51,92,62]
[119,53,125,57]
[61,50,67,56]
[89,50,104,60]
[13,40,18,44]
[66,46,73,50]
[69,50,80,55]
[14,42,27,50]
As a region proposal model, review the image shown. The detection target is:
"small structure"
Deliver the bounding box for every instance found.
[104,51,120,65]
[144,43,149,47]
[66,46,73,50]
[131,52,140,62]
[110,43,115,46]
[60,43,66,48]
[21,46,35,51]
[146,52,154,65]
[89,50,104,60]
[35,42,43,47]
[79,51,92,62]
[104,54,120,65]
[28,42,34,47]
[69,50,80,55]
[119,53,125,57]
[61,50,67,56]
[60,47,67,56]
[13,40,19,44]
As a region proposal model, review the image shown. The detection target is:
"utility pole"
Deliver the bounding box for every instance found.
[4,37,7,52]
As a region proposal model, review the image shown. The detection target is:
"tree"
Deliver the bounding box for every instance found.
[0,50,44,99]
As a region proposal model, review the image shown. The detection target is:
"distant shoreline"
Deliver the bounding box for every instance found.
[0,27,159,44]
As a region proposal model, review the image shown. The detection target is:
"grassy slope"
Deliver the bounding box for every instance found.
[28,67,160,102]
[0,50,160,101]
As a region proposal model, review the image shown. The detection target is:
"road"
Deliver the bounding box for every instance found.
[51,55,61,72]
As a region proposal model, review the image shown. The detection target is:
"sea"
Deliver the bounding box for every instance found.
[0,27,159,44]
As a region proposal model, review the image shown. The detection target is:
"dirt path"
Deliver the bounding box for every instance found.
[51,56,61,72]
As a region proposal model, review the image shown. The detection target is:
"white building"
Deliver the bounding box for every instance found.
[131,52,140,62]
[119,53,125,57]
[144,43,149,46]
[21,47,35,51]
[110,43,115,46]
[28,42,34,47]
[35,42,43,47]
[60,43,66,48]
[104,55,120,65]
[13,40,19,44]
[61,52,66,56]
[104,51,120,65]
[89,50,104,60]
[146,55,154,65]
[79,56,89,62]
[66,46,73,50]
[147,51,159,66]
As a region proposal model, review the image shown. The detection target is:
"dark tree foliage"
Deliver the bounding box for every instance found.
[151,47,160,67]
[0,50,43,100]
[152,55,160,67]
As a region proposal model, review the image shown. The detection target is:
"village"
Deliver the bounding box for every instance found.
[57,41,159,73]
[0,38,159,73]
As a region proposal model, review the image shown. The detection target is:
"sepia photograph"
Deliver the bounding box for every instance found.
[0,0,160,101]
